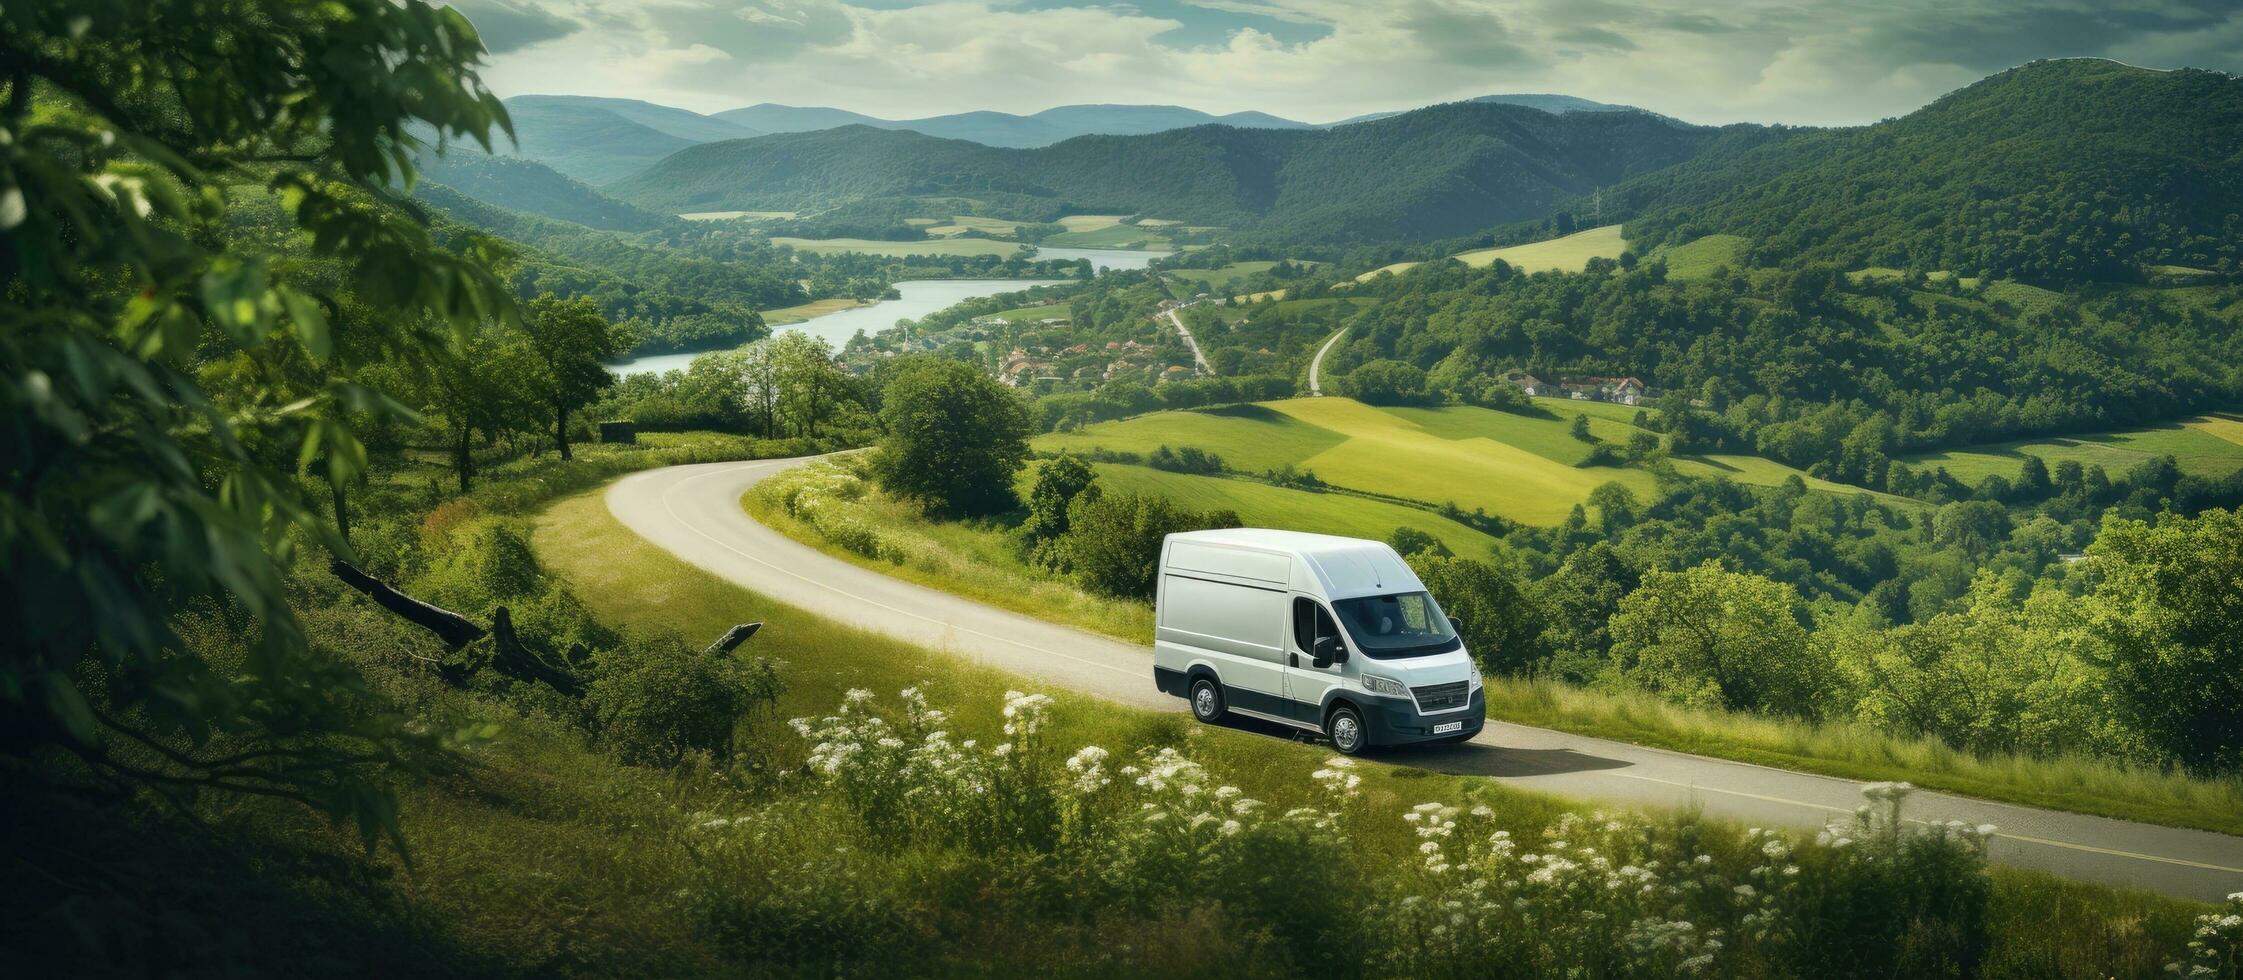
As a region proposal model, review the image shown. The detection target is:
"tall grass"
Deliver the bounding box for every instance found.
[1484,677,2243,836]
[751,460,2243,837]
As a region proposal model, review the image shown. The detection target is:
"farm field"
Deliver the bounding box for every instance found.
[1356,224,1629,283]
[1087,464,1503,557]
[1652,234,1751,279]
[1036,396,1886,525]
[921,214,1028,237]
[1164,260,1279,289]
[1902,415,2243,482]
[987,303,1073,323]
[770,236,1025,258]
[760,296,871,324]
[1043,223,1175,249]
[678,209,796,221]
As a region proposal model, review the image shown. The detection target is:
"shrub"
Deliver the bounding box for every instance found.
[873,359,1031,516]
[1147,444,1225,475]
[1060,492,1240,599]
[586,634,783,767]
[2167,891,2243,979]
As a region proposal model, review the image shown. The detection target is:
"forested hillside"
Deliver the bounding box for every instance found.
[609,103,1718,243]
[417,153,667,231]
[1607,60,2243,283]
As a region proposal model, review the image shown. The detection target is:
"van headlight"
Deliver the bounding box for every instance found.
[1360,674,1409,697]
[1469,662,1483,692]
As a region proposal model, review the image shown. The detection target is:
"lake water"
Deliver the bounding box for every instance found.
[606,246,1164,376]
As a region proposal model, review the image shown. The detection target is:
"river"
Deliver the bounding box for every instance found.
[606,246,1166,376]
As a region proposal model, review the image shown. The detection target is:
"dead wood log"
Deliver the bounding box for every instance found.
[704,623,763,657]
[490,606,584,696]
[331,560,485,650]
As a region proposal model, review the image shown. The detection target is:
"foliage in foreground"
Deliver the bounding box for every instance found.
[744,686,2001,977]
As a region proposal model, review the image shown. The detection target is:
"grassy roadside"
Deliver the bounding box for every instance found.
[537,479,2212,977]
[746,461,2243,838]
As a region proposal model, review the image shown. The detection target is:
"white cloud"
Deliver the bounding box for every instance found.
[464,0,2243,125]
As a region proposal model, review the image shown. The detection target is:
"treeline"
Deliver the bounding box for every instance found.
[1604,60,2243,284]
[1409,491,2243,775]
[1323,254,2243,482]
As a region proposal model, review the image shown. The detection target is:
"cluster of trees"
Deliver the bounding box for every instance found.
[1607,60,2243,283]
[1015,456,1241,599]
[1395,496,2243,775]
[593,333,868,439]
[1325,251,2243,482]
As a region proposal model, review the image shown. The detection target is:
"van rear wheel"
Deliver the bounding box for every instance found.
[1327,704,1367,755]
[1189,677,1226,723]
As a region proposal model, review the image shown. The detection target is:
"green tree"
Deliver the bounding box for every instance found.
[1022,454,1100,570]
[874,360,1031,516]
[1386,526,1452,558]
[2,0,514,845]
[586,634,782,768]
[1609,561,1823,715]
[1062,493,1240,599]
[521,294,619,459]
[2084,510,2243,774]
[1408,554,1546,675]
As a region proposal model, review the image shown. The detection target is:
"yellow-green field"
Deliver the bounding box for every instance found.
[1652,234,1751,279]
[1902,415,2243,483]
[1035,396,1869,525]
[1043,223,1176,249]
[1357,225,1629,283]
[921,214,1029,237]
[1055,214,1127,231]
[771,236,1026,258]
[1165,261,1279,290]
[760,296,873,325]
[1088,464,1501,556]
[987,303,1073,323]
[678,210,796,221]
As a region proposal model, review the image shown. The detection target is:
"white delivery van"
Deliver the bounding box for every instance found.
[1151,528,1484,754]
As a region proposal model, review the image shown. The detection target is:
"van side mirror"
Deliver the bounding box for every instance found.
[1313,635,1345,667]
[1447,616,1467,637]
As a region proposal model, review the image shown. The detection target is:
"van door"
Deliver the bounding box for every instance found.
[1285,597,1346,724]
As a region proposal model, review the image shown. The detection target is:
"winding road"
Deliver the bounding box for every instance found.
[1309,327,1346,395]
[1161,305,1212,375]
[608,456,2243,901]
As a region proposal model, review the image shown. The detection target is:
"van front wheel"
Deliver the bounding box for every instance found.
[1190,677,1226,723]
[1327,704,1367,755]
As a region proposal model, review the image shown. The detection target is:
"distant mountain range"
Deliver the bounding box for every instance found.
[495,93,1649,185]
[608,101,1720,244]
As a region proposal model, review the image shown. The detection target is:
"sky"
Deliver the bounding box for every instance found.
[447,0,2243,126]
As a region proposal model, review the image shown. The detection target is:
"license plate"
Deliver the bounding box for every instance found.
[1433,721,1463,734]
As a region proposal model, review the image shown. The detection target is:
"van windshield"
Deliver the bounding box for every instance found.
[1331,591,1459,659]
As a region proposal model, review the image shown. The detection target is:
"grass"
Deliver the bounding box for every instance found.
[1055,214,1126,231]
[1901,414,2243,482]
[1482,676,2243,838]
[1357,224,1628,283]
[984,304,1073,323]
[770,236,1026,258]
[1042,223,1174,249]
[1654,234,1751,279]
[922,214,1027,238]
[761,296,872,325]
[1454,224,1628,273]
[1035,397,1885,526]
[678,209,795,221]
[1088,464,1503,558]
[1165,260,1279,290]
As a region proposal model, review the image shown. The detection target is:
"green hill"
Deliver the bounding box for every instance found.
[416,153,667,231]
[1608,60,2243,284]
[609,102,1721,243]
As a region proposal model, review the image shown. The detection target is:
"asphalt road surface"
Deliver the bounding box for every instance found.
[608,456,2243,901]
[1309,326,1346,395]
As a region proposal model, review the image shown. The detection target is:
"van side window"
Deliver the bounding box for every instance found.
[1291,597,1336,653]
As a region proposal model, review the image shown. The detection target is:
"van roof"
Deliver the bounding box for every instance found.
[1167,528,1424,600]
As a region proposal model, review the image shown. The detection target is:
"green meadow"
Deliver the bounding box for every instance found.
[1357,224,1629,283]
[771,236,1026,258]
[1902,414,2243,483]
[1035,396,1873,525]
[1651,233,1751,279]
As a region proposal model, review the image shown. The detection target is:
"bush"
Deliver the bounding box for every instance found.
[1338,359,1437,406]
[874,359,1031,516]
[1147,444,1225,475]
[587,634,783,767]
[1060,492,1240,599]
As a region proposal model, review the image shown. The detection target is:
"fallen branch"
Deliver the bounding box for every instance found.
[330,560,485,650]
[705,623,763,657]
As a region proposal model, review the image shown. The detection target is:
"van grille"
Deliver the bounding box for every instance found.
[1412,681,1469,712]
